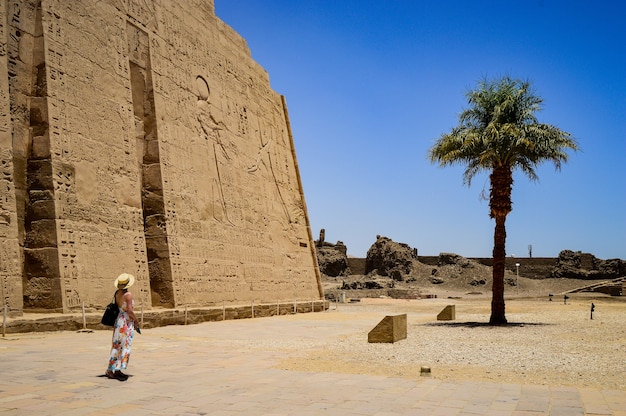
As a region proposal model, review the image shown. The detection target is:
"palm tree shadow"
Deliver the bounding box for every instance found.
[421,322,552,328]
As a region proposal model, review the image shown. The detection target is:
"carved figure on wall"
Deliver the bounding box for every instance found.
[195,76,233,225]
[246,121,296,225]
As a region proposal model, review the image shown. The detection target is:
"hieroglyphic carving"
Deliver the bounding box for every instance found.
[58,221,80,308]
[0,89,9,135]
[0,3,11,138]
[48,98,69,159]
[53,161,75,219]
[1,273,10,307]
[0,239,20,305]
[45,28,66,97]
[5,1,24,79]
[42,8,62,42]
[0,149,16,231]
[157,10,188,60]
[0,2,7,61]
[108,12,130,79]
[116,0,158,30]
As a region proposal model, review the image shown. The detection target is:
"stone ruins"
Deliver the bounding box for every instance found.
[0,0,323,315]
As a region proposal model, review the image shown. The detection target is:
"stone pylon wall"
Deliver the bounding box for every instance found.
[0,0,322,315]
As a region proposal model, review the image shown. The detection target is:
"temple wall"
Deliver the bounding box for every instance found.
[1,0,322,314]
[0,0,23,313]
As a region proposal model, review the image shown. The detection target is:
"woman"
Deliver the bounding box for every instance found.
[105,273,138,381]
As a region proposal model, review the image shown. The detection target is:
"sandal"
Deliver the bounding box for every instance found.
[105,370,128,381]
[114,371,129,381]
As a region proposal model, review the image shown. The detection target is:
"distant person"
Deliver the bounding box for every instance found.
[105,273,138,381]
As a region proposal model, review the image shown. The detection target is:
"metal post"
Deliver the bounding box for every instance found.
[82,302,87,329]
[184,305,188,325]
[2,304,6,337]
[515,263,520,292]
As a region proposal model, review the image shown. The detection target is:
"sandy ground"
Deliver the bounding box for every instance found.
[279,292,626,391]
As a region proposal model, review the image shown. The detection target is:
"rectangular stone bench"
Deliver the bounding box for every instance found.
[368,314,407,343]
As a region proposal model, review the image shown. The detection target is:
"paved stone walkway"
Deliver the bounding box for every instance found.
[1,309,624,415]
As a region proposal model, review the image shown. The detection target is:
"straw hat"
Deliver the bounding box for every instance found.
[114,273,135,289]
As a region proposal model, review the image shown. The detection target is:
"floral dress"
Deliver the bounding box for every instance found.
[108,297,135,371]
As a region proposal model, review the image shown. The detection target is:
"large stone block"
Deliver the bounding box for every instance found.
[28,190,56,220]
[142,190,164,217]
[24,247,60,278]
[26,159,54,190]
[23,274,62,310]
[368,314,407,343]
[31,135,51,159]
[142,163,162,192]
[144,138,160,164]
[437,305,456,321]
[25,219,58,248]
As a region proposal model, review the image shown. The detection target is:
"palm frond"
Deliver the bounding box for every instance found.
[429,76,578,186]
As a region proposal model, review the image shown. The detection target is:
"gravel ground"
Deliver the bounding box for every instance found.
[275,294,626,390]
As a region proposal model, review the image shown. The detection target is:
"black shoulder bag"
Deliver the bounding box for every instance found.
[101,293,119,326]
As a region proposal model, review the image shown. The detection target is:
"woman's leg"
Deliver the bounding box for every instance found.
[106,315,126,379]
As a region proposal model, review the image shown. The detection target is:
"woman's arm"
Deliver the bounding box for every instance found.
[123,291,138,324]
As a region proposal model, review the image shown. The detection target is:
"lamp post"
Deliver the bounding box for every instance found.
[515,263,520,292]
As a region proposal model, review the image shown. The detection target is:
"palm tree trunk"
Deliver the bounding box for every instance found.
[490,213,507,324]
[489,166,512,325]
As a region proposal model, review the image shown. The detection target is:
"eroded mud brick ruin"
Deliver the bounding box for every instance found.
[0,0,323,315]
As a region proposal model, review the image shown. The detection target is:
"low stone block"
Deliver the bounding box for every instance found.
[31,135,51,159]
[368,314,407,343]
[437,305,455,321]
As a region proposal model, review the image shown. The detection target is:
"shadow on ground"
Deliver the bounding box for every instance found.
[420,322,553,328]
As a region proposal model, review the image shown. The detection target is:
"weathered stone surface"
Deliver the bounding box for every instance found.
[437,305,456,321]
[316,240,350,277]
[365,236,418,279]
[551,250,625,279]
[0,0,322,315]
[26,159,54,190]
[27,190,55,219]
[342,280,385,290]
[368,314,407,343]
[25,219,58,248]
[142,190,164,217]
[31,135,51,159]
[23,248,60,277]
[142,164,163,193]
[438,253,471,268]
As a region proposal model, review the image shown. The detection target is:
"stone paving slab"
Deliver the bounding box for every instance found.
[1,311,625,415]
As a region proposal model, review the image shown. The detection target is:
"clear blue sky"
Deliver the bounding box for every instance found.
[215,1,626,260]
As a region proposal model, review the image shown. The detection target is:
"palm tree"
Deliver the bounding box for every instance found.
[429,76,578,324]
